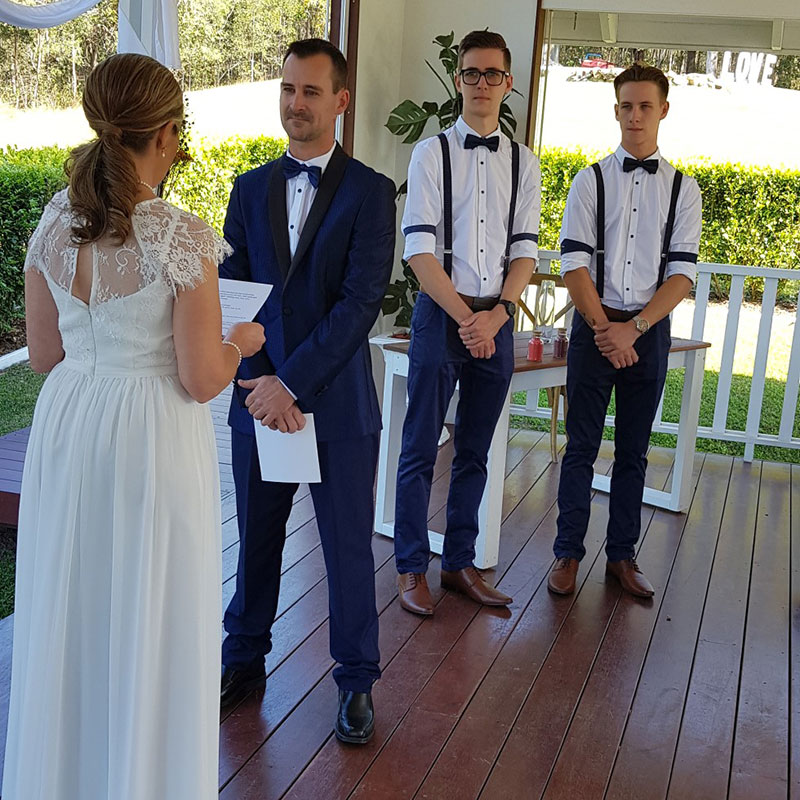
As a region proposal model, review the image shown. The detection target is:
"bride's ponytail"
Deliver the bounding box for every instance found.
[66,53,183,244]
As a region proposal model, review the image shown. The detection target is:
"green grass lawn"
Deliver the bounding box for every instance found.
[0,362,46,437]
[0,528,15,618]
[512,367,800,465]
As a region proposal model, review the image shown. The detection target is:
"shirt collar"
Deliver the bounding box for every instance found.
[614,145,661,166]
[455,116,504,148]
[286,141,337,174]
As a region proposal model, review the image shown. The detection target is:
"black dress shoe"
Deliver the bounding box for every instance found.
[220,662,266,709]
[334,689,374,744]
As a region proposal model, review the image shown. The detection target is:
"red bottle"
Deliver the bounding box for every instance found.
[527,330,543,362]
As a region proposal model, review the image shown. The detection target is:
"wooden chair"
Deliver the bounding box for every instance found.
[518,273,572,462]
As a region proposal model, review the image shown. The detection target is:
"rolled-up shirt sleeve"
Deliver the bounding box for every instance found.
[509,150,540,263]
[664,176,702,285]
[402,139,441,260]
[559,167,597,276]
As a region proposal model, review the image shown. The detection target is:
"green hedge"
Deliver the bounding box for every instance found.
[2,139,799,333]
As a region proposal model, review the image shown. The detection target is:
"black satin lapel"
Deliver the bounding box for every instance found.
[285,143,350,284]
[268,157,291,279]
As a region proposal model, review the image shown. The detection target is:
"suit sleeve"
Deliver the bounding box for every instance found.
[276,174,397,406]
[220,176,252,280]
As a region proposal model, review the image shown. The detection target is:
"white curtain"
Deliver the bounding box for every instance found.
[118,0,180,70]
[0,0,180,71]
[0,0,101,28]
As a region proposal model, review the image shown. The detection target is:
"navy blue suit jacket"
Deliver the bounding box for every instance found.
[220,144,396,442]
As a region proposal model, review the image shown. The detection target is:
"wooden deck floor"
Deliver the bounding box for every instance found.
[0,387,796,798]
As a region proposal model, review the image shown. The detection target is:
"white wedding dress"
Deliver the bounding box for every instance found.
[2,190,229,800]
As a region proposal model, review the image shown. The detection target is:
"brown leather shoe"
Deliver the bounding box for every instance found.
[397,572,434,615]
[547,557,579,595]
[440,566,512,606]
[606,558,655,597]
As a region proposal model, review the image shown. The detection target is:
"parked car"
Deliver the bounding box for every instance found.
[580,53,615,69]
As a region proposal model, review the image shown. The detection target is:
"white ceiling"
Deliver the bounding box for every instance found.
[543,3,800,54]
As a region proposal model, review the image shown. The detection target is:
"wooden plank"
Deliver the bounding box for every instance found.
[478,451,695,799]
[348,445,580,799]
[728,461,790,800]
[666,458,762,799]
[605,454,733,799]
[272,436,583,800]
[538,455,703,800]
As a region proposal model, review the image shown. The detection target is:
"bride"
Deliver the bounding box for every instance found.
[2,53,264,799]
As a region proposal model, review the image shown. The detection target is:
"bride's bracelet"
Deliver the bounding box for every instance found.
[222,339,242,368]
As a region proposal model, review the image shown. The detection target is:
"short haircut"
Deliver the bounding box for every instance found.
[458,30,511,72]
[283,38,348,92]
[614,62,669,101]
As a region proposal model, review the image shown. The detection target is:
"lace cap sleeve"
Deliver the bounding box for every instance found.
[137,200,233,296]
[23,189,71,275]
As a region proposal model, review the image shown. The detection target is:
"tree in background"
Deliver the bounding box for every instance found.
[0,0,325,109]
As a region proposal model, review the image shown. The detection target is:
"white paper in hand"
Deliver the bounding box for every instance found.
[254,413,321,484]
[219,278,272,336]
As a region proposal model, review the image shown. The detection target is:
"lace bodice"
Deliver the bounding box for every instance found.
[24,190,231,375]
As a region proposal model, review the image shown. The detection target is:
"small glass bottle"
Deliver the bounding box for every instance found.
[528,329,544,362]
[553,328,569,359]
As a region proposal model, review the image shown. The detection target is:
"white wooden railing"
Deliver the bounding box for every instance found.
[516,250,800,462]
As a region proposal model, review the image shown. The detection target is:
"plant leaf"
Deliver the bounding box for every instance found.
[385,99,436,144]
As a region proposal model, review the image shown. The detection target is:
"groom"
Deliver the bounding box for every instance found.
[218,38,396,744]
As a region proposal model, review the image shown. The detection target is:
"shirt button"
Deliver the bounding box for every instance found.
[298,188,302,193]
[483,277,487,281]
[480,249,484,253]
[481,190,485,194]
[290,224,294,229]
[626,288,630,291]
[627,261,631,265]
[283,307,293,316]
[480,219,484,223]
[635,181,640,185]
[630,234,634,238]
[480,161,485,165]
[633,208,637,212]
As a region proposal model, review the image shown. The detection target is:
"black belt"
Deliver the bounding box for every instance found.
[601,304,642,323]
[459,293,500,312]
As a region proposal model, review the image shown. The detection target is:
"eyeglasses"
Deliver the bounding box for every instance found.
[459,68,510,86]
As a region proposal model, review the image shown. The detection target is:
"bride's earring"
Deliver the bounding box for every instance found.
[161,149,166,158]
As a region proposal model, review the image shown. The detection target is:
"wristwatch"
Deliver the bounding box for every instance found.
[498,299,516,319]
[632,315,650,334]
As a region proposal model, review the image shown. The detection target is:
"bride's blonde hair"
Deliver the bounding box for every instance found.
[66,53,184,244]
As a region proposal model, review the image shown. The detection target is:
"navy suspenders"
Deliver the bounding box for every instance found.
[437,132,520,279]
[589,161,683,299]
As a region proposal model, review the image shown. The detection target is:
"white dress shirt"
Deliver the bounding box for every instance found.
[559,146,702,311]
[285,142,336,257]
[402,116,541,297]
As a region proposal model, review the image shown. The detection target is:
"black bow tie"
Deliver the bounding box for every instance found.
[623,157,659,174]
[464,134,500,152]
[283,158,322,188]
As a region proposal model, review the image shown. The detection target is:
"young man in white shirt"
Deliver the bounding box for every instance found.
[394,30,541,615]
[549,63,702,598]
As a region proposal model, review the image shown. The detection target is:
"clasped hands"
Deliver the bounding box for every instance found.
[238,375,306,433]
[593,320,640,369]
[457,306,507,359]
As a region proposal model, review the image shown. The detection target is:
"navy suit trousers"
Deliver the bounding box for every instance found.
[394,293,514,574]
[555,314,670,562]
[222,429,381,693]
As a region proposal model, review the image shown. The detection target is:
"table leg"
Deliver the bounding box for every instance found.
[475,387,511,569]
[374,354,408,537]
[670,348,706,511]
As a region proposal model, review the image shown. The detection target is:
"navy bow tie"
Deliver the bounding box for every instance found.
[283,158,322,188]
[464,133,500,152]
[623,157,659,174]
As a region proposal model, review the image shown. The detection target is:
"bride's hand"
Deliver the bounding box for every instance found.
[226,322,265,358]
